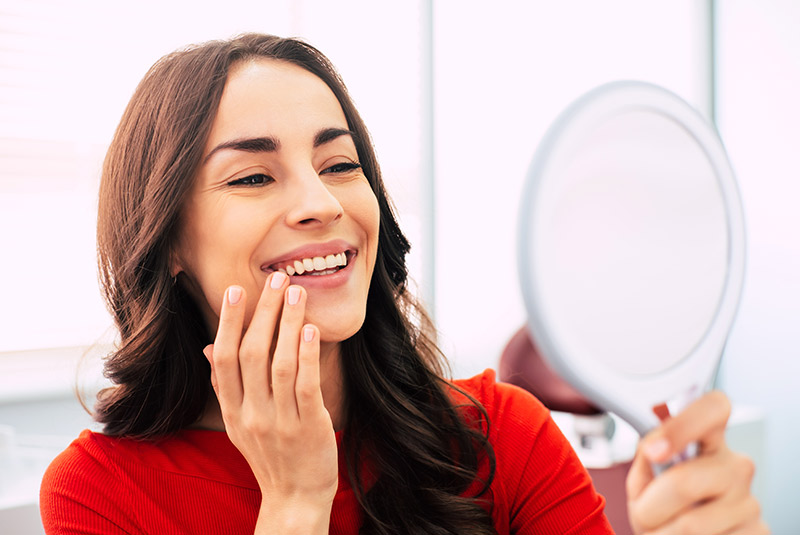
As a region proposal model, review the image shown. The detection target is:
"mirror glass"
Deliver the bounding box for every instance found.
[535,110,728,376]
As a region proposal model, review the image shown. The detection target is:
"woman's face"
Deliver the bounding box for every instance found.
[173,59,380,343]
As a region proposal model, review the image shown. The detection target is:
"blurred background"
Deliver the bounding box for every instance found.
[0,0,798,532]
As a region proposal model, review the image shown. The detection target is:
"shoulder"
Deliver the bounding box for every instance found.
[41,428,258,534]
[451,369,559,496]
[40,430,138,533]
[452,368,551,437]
[42,430,124,487]
[452,370,613,534]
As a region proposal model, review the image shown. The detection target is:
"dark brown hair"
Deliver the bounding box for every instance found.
[96,33,496,534]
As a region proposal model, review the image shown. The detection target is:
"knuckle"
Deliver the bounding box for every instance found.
[295,383,317,402]
[241,413,270,435]
[274,422,298,441]
[212,347,237,366]
[736,454,757,483]
[219,406,237,425]
[673,472,700,503]
[708,390,732,421]
[258,287,281,306]
[748,495,763,521]
[272,361,295,381]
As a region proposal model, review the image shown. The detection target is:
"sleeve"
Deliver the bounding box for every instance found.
[40,433,136,535]
[486,374,614,534]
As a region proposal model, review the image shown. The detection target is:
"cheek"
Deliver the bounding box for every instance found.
[354,186,381,261]
[175,199,269,315]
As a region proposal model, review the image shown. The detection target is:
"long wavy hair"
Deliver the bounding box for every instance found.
[95,33,496,534]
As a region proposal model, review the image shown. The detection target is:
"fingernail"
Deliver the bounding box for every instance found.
[227,286,242,305]
[303,325,315,342]
[287,286,301,305]
[644,438,671,461]
[270,271,287,289]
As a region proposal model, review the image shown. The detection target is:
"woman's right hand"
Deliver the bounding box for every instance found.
[203,271,338,534]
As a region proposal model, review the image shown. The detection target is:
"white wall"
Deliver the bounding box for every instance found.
[432,0,711,377]
[715,1,800,532]
[0,0,427,352]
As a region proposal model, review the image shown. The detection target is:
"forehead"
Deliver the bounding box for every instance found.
[207,58,348,146]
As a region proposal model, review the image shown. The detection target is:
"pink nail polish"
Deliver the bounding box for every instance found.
[287,286,301,305]
[227,286,242,305]
[644,438,671,460]
[270,271,287,289]
[303,326,315,342]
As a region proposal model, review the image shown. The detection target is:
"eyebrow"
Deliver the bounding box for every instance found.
[313,127,356,147]
[203,127,357,164]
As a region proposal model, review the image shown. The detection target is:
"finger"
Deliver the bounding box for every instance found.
[271,285,306,421]
[641,390,731,464]
[212,285,247,408]
[630,451,735,530]
[724,519,771,535]
[203,344,218,396]
[239,271,289,403]
[643,495,763,535]
[626,445,655,501]
[295,324,323,418]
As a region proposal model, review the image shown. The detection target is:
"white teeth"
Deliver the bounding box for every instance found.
[277,251,349,275]
[278,268,287,274]
[307,268,338,276]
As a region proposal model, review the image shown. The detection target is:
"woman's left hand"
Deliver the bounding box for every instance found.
[626,391,770,535]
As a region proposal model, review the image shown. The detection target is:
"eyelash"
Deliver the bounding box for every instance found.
[226,162,361,187]
[322,161,362,174]
[227,173,273,186]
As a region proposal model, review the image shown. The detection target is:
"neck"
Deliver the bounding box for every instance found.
[193,340,346,432]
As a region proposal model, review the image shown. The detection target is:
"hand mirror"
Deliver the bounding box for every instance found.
[517,81,745,443]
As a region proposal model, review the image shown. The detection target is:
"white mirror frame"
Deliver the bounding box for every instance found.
[518,81,746,435]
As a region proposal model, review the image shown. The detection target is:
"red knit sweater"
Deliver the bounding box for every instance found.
[40,370,613,534]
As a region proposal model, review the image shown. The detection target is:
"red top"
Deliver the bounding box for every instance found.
[41,370,613,534]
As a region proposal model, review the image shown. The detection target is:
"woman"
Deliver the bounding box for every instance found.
[41,34,767,534]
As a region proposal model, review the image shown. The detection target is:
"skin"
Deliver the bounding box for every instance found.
[171,58,767,535]
[173,58,381,433]
[172,58,379,533]
[628,395,769,534]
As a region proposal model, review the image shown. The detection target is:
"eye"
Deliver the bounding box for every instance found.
[321,161,362,175]
[227,173,273,186]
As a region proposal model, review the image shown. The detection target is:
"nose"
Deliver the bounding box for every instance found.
[284,170,343,229]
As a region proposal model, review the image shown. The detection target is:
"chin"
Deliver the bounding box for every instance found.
[315,313,366,344]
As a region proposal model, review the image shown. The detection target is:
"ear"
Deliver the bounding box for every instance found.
[169,249,184,278]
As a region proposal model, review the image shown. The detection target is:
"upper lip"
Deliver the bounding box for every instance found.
[260,239,357,271]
